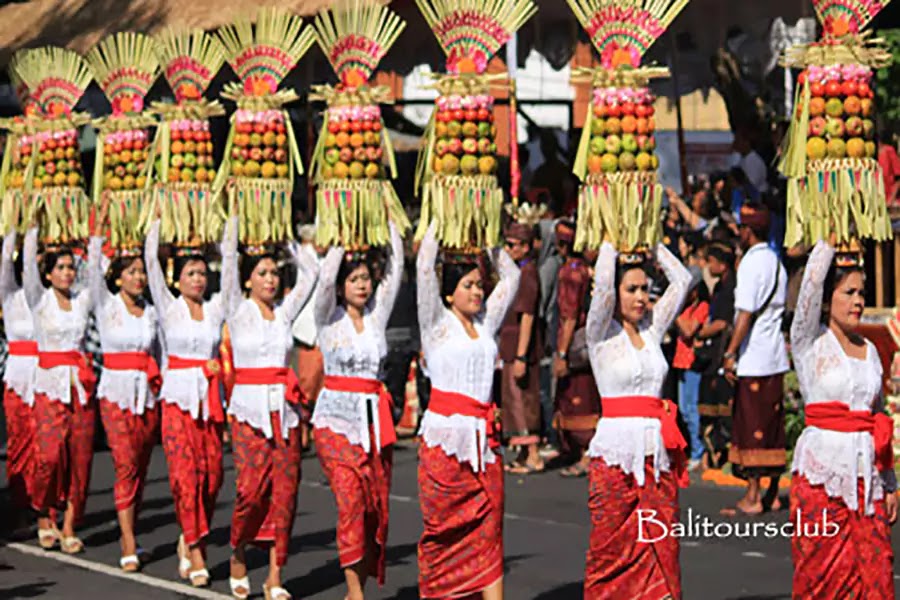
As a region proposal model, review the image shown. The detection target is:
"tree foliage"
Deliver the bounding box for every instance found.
[875,29,900,134]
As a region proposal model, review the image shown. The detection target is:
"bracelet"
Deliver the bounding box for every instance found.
[515,355,528,362]
[723,351,737,361]
[557,351,568,360]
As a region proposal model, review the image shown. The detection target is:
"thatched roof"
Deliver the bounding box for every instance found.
[0,0,813,75]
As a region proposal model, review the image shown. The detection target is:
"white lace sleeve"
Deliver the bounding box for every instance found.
[87,236,112,312]
[790,240,833,359]
[416,223,441,349]
[0,232,20,300]
[484,247,520,335]
[371,222,403,328]
[144,220,174,315]
[22,227,44,308]
[649,242,691,342]
[314,246,343,327]
[280,240,319,323]
[208,217,241,320]
[586,242,617,347]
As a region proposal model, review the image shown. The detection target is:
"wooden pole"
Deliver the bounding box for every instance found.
[669,34,689,194]
[876,241,885,308]
[894,236,900,307]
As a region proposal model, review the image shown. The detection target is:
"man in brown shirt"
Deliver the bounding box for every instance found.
[498,221,543,473]
[553,221,601,477]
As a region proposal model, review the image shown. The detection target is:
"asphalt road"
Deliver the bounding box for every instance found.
[0,439,897,599]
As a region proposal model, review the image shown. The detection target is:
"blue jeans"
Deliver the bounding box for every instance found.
[679,369,704,460]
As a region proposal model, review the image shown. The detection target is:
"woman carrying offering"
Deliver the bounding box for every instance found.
[312,223,403,599]
[583,240,691,599]
[226,240,318,600]
[24,227,96,555]
[1,231,39,532]
[789,239,897,598]
[145,217,237,586]
[89,202,161,572]
[416,223,520,600]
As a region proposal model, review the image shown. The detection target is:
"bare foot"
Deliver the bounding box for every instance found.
[720,498,764,516]
[768,496,783,512]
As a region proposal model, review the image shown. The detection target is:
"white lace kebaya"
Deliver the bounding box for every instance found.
[1,232,37,405]
[790,241,897,515]
[23,227,93,405]
[585,242,691,486]
[87,236,159,415]
[145,218,239,421]
[226,242,319,440]
[416,225,520,472]
[311,223,403,453]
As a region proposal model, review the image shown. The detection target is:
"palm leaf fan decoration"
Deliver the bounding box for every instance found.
[565,0,688,253]
[86,32,160,254]
[412,0,537,253]
[14,47,93,245]
[778,0,893,248]
[310,0,410,250]
[152,26,228,248]
[1,49,41,235]
[215,7,316,247]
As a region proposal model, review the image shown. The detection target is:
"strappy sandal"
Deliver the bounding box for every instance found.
[189,568,210,588]
[60,536,84,554]
[37,528,60,550]
[559,462,588,478]
[507,460,545,475]
[119,554,140,573]
[177,535,191,580]
[264,584,292,600]
[229,576,251,600]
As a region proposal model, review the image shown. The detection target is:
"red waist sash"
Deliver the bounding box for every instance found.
[38,350,97,394]
[103,351,161,395]
[233,366,304,407]
[602,395,689,488]
[323,375,396,449]
[7,340,38,357]
[167,355,224,423]
[428,388,499,449]
[805,401,895,472]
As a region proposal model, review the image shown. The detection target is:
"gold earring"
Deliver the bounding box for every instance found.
[445,295,453,304]
[114,278,122,287]
[173,281,180,290]
[244,281,251,289]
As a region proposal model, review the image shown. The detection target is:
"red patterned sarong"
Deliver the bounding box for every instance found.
[31,390,95,523]
[3,387,35,510]
[315,426,393,584]
[230,413,302,566]
[417,443,504,599]
[585,457,681,600]
[790,474,894,599]
[161,402,223,546]
[98,398,159,512]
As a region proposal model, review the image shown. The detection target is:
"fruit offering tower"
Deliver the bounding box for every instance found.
[310,0,411,250]
[0,49,40,235]
[216,7,315,246]
[86,32,160,252]
[779,0,893,246]
[153,27,227,247]
[567,0,688,252]
[14,47,93,244]
[413,0,537,251]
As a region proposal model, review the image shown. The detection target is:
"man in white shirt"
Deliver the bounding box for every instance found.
[720,202,789,516]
